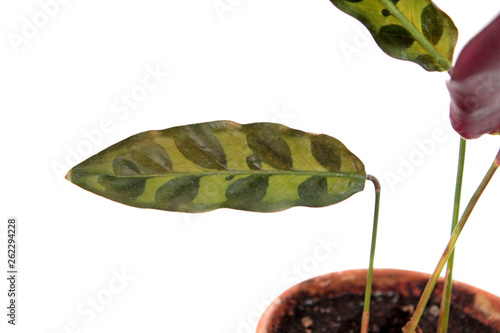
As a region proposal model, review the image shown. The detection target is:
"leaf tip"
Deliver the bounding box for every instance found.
[65,169,73,182]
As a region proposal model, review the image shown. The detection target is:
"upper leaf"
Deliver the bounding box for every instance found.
[447,13,500,139]
[66,121,366,213]
[330,0,458,71]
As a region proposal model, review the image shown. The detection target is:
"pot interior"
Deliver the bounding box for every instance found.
[257,269,500,333]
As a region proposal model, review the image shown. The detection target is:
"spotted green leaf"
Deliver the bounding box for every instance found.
[66,121,366,212]
[331,0,458,71]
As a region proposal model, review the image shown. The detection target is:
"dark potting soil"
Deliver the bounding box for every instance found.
[275,285,498,333]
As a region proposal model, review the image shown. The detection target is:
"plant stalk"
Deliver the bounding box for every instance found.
[403,148,500,333]
[361,175,381,333]
[437,137,467,333]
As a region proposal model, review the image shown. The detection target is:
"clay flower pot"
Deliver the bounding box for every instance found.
[257,269,500,332]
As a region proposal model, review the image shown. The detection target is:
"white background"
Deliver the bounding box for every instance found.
[1,1,499,332]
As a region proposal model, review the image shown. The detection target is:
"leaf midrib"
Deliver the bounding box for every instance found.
[96,169,367,180]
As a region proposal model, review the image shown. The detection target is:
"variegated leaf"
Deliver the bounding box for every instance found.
[330,0,458,71]
[66,121,366,212]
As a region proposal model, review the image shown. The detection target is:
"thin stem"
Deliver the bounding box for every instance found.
[361,175,381,333]
[437,137,467,333]
[403,148,500,333]
[377,0,451,70]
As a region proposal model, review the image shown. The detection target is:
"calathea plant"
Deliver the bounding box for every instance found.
[65,0,500,332]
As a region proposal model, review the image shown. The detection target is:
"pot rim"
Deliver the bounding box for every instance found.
[256,268,500,333]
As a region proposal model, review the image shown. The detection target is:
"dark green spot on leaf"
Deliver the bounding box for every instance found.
[155,176,200,211]
[298,176,328,206]
[415,54,441,71]
[173,125,227,170]
[114,142,172,175]
[225,175,269,209]
[381,9,390,17]
[421,4,444,46]
[246,155,262,170]
[97,175,146,200]
[246,124,293,170]
[311,135,342,172]
[113,156,141,175]
[378,25,415,50]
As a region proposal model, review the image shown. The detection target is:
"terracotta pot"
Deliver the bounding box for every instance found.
[257,269,500,333]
